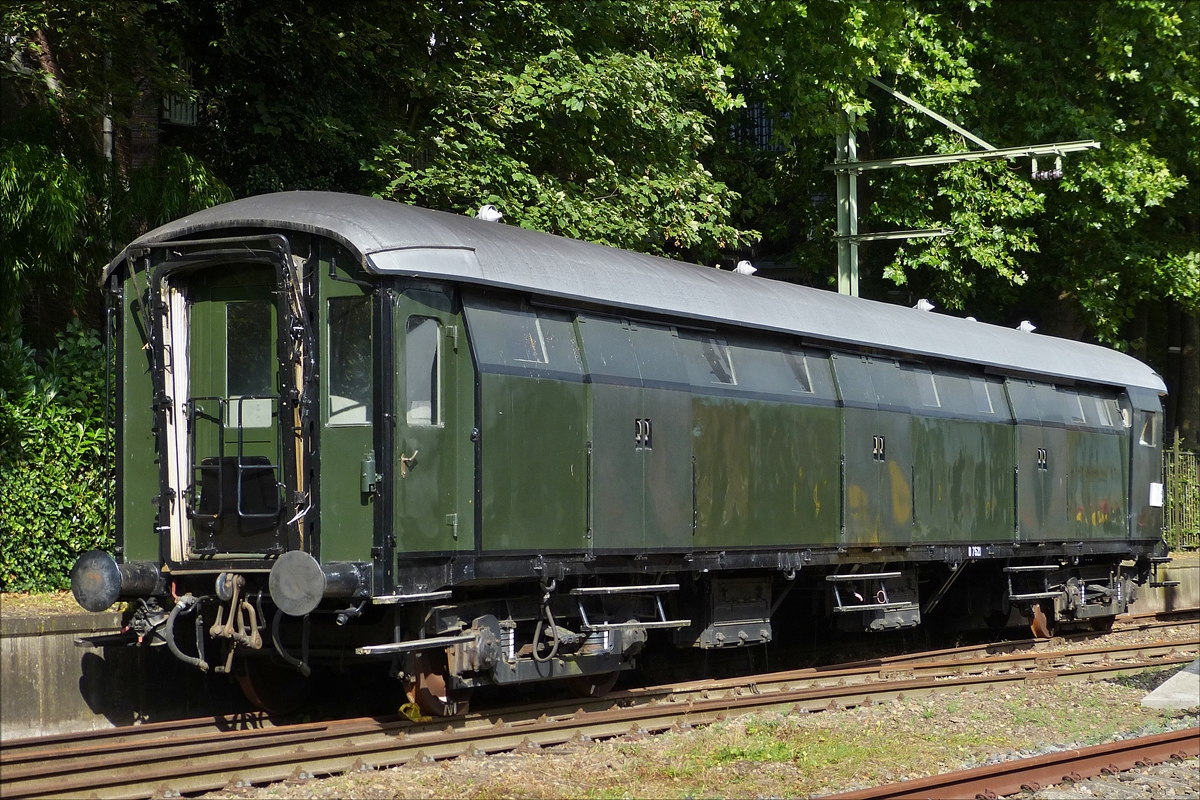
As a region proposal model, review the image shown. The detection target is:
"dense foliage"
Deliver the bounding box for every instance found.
[5,1,1196,329]
[1,3,232,342]
[0,322,111,591]
[1,1,1197,588]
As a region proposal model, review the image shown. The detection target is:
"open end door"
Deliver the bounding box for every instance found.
[144,236,311,564]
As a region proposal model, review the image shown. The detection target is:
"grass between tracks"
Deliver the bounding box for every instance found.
[211,665,1199,799]
[591,674,1193,799]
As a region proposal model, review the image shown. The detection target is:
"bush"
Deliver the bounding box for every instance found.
[0,321,112,592]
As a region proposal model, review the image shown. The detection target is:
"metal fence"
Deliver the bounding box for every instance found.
[1165,441,1200,550]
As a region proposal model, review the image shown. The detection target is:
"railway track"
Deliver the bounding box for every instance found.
[824,727,1200,799]
[2,634,1195,800]
[762,606,1198,672]
[825,609,1199,672]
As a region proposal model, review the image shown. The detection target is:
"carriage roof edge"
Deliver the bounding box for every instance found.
[101,190,1167,395]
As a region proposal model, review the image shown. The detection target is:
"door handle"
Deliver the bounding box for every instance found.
[400,449,419,478]
[634,419,653,451]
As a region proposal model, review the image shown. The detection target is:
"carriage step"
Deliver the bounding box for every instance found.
[371,590,453,605]
[582,619,691,632]
[356,632,474,655]
[570,584,679,596]
[826,572,901,582]
[1009,591,1064,601]
[832,602,918,613]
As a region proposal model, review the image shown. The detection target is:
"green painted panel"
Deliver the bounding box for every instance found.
[692,397,840,548]
[121,273,160,562]
[590,382,643,550]
[642,387,692,551]
[318,271,375,563]
[1043,426,1071,538]
[692,397,751,547]
[912,418,1013,543]
[1017,424,1070,541]
[1066,430,1127,540]
[318,428,373,561]
[393,288,464,554]
[1015,423,1043,540]
[755,403,841,547]
[844,408,913,546]
[479,374,587,552]
[185,269,282,556]
[1129,403,1163,539]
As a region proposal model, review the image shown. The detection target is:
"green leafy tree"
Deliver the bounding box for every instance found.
[2,2,232,338]
[711,1,1197,346]
[0,322,111,591]
[961,0,1199,343]
[376,1,750,255]
[166,1,754,258]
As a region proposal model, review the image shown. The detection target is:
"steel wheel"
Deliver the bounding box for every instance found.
[564,671,619,699]
[235,657,309,715]
[406,650,472,717]
[1030,601,1056,638]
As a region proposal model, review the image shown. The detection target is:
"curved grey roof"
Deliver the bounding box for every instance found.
[109,191,1165,393]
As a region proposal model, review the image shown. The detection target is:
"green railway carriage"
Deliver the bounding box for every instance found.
[71,191,1170,713]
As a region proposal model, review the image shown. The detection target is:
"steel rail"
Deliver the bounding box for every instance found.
[2,637,1195,766]
[4,635,1192,769]
[1,640,1194,800]
[821,611,1200,671]
[1121,607,1200,622]
[4,655,1194,799]
[5,607,1189,763]
[0,712,277,760]
[630,638,1199,701]
[766,607,1198,670]
[824,727,1200,800]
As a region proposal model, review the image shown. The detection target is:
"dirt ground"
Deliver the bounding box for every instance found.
[0,591,82,617]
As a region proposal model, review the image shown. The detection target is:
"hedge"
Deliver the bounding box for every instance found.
[0,321,112,592]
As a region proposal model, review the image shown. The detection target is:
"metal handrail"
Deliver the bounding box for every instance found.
[186,396,226,523]
[234,395,283,520]
[185,394,284,524]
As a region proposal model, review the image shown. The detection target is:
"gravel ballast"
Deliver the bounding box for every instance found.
[200,646,1199,799]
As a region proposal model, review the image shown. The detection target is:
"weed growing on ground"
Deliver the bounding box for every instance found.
[200,666,1198,799]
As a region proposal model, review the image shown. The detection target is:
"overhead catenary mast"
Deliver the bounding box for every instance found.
[828,78,1101,297]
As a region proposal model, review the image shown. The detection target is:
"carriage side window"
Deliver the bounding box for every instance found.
[677,331,742,388]
[969,377,995,414]
[462,295,582,376]
[327,297,373,426]
[690,338,835,400]
[784,350,813,393]
[1139,413,1156,446]
[226,302,273,398]
[912,367,941,408]
[513,316,548,363]
[406,316,441,426]
[699,336,736,385]
[1041,385,1087,425]
[1068,393,1087,425]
